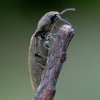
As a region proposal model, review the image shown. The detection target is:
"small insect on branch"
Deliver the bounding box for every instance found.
[28,8,75,93]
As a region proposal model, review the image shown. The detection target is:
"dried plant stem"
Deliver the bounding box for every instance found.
[34,24,74,100]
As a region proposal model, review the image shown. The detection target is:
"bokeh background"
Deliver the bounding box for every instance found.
[0,0,100,100]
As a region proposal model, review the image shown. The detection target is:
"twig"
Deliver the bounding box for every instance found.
[34,24,74,100]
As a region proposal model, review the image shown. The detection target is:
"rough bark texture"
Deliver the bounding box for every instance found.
[34,24,74,100]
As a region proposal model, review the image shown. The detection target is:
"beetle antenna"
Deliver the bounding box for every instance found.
[60,8,75,15]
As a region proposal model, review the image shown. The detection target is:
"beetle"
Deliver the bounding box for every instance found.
[28,8,75,91]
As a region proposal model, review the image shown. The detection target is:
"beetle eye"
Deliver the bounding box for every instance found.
[48,14,57,19]
[48,14,59,22]
[48,15,52,19]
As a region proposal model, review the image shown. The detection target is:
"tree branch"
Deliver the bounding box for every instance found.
[34,24,74,100]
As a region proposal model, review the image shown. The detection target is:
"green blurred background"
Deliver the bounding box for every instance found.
[0,0,100,100]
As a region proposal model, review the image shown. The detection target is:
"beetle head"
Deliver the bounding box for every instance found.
[48,11,60,23]
[48,8,75,25]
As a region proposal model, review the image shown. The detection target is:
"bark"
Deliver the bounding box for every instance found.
[34,24,74,100]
